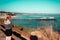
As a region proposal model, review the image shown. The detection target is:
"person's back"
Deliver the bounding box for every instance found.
[4,19,12,29]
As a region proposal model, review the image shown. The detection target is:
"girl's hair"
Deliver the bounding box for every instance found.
[6,15,11,20]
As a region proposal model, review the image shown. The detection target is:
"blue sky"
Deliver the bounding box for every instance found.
[0,0,60,13]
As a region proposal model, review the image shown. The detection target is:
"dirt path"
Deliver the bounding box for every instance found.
[0,30,5,40]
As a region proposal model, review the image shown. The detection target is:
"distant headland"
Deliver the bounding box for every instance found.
[0,11,16,19]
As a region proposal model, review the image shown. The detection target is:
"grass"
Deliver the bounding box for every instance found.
[0,19,4,22]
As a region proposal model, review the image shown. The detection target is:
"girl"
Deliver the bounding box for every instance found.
[4,15,12,40]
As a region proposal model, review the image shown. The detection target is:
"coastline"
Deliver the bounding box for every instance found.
[0,14,60,40]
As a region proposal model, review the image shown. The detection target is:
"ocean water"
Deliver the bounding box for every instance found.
[12,13,60,31]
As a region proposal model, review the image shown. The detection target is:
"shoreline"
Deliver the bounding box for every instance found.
[0,18,60,40]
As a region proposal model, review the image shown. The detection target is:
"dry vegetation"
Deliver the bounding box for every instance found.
[13,25,60,40]
[31,25,60,40]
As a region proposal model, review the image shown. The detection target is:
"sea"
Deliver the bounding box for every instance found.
[12,13,60,32]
